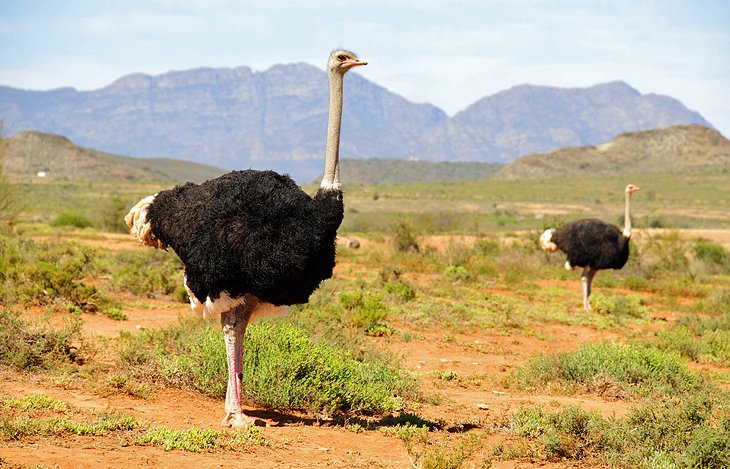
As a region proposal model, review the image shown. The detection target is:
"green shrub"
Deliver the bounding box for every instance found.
[0,236,112,312]
[93,195,132,233]
[655,316,730,364]
[511,392,730,467]
[692,288,730,315]
[50,212,93,228]
[105,249,186,300]
[384,280,416,302]
[339,290,390,335]
[118,317,417,416]
[694,240,727,265]
[392,219,419,252]
[512,405,620,461]
[137,426,267,451]
[0,310,85,370]
[514,342,699,396]
[590,293,646,318]
[443,265,472,283]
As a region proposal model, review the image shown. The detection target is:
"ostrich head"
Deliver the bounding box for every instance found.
[625,184,640,195]
[328,49,367,76]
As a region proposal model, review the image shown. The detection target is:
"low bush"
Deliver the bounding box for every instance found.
[693,239,727,265]
[339,290,391,335]
[655,313,730,364]
[50,212,93,229]
[589,293,646,318]
[137,426,267,451]
[511,392,730,467]
[392,219,419,253]
[513,342,699,396]
[0,310,86,370]
[103,249,186,300]
[0,235,113,313]
[118,317,417,416]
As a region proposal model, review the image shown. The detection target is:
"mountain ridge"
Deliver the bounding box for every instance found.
[0,63,713,181]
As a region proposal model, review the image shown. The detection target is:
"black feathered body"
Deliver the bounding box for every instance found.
[552,219,630,270]
[146,170,343,306]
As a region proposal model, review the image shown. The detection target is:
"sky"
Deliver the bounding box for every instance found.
[1,0,729,137]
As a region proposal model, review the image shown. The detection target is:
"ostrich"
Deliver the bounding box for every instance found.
[539,184,640,311]
[124,50,367,427]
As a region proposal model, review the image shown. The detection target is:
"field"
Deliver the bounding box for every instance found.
[1,170,730,468]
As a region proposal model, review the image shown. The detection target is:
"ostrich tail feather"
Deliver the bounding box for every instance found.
[539,228,558,252]
[125,194,167,249]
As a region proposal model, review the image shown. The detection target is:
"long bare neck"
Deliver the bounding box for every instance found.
[320,71,344,190]
[622,191,632,238]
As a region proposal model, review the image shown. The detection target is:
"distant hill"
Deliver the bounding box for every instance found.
[1,131,226,182]
[323,159,503,185]
[0,60,712,181]
[493,125,730,180]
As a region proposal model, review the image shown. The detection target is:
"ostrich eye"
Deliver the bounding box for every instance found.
[337,55,347,61]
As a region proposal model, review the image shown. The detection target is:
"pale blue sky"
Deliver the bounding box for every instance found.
[1,0,728,136]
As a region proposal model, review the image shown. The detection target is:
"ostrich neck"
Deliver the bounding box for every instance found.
[623,192,632,238]
[321,72,344,190]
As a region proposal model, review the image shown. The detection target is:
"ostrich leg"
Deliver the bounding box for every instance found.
[221,302,255,428]
[581,267,597,311]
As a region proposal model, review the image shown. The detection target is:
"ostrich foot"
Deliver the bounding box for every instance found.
[221,411,256,428]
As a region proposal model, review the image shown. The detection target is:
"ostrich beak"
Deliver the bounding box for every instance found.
[344,59,368,68]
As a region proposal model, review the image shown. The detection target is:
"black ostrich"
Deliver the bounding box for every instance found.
[539,184,640,311]
[124,50,367,427]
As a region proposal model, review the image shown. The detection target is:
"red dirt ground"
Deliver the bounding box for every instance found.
[2,230,728,468]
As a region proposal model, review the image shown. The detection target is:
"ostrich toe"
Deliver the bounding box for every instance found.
[221,412,256,428]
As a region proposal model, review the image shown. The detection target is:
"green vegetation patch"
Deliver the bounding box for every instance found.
[0,310,86,370]
[0,393,267,452]
[511,391,730,468]
[0,235,115,313]
[513,342,699,396]
[589,292,646,318]
[50,212,93,229]
[119,317,417,416]
[0,412,138,441]
[101,249,186,300]
[654,312,730,364]
[136,425,267,452]
[2,394,68,412]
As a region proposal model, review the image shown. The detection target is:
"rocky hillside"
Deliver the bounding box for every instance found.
[494,125,730,180]
[1,131,226,182]
[0,63,712,181]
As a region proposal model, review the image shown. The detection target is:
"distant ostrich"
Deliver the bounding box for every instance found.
[124,50,367,427]
[539,184,640,311]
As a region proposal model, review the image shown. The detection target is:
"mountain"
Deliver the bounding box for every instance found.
[418,81,712,163]
[0,63,712,181]
[493,124,730,180]
[1,131,226,182]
